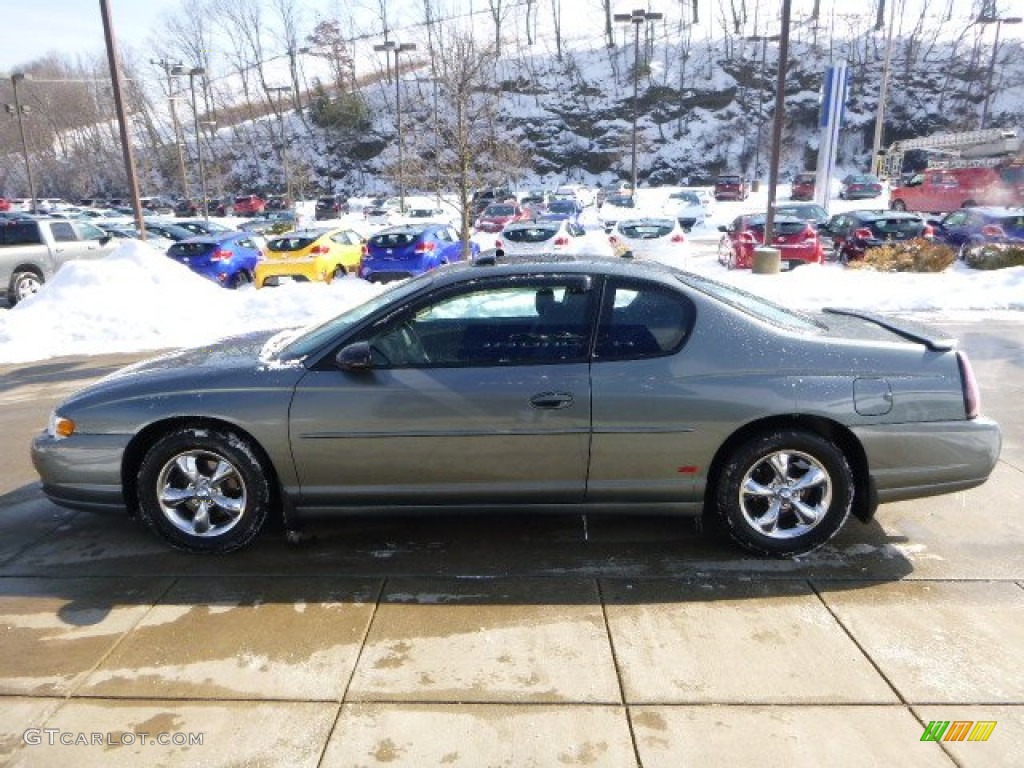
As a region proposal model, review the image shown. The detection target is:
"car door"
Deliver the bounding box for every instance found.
[288,275,596,507]
[940,210,970,246]
[588,277,699,502]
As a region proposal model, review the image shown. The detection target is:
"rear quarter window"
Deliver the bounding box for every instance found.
[268,236,316,252]
[169,242,212,257]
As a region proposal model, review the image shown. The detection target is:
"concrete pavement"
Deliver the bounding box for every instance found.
[0,320,1021,766]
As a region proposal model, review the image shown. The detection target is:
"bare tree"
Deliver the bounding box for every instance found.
[487,0,515,57]
[551,0,563,60]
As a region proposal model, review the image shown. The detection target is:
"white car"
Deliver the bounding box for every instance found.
[609,217,689,267]
[496,219,593,257]
[598,194,639,232]
[662,190,707,230]
[553,184,595,208]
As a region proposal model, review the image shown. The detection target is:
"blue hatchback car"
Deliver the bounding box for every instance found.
[166,232,263,288]
[361,223,478,282]
[538,199,583,225]
[932,207,1024,255]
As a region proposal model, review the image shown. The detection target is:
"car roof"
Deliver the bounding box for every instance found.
[454,253,679,281]
[846,210,920,221]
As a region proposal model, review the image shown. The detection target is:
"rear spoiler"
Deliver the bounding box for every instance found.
[822,307,956,351]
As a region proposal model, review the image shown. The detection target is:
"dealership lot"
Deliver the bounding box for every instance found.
[0,317,1022,767]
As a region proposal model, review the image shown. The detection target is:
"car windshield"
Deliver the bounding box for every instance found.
[676,272,823,332]
[279,274,435,360]
[268,235,317,252]
[869,217,922,235]
[750,220,807,236]
[619,221,674,238]
[370,231,418,247]
[503,225,559,243]
[484,204,515,216]
[669,192,699,204]
[168,241,213,257]
[717,177,741,184]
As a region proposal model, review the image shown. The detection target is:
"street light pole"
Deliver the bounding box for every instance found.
[151,58,190,200]
[266,86,293,205]
[614,8,662,192]
[762,0,793,246]
[374,40,417,213]
[188,67,210,221]
[8,73,37,214]
[979,15,1022,130]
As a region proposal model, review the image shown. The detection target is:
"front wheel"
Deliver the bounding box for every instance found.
[715,429,854,557]
[136,427,271,552]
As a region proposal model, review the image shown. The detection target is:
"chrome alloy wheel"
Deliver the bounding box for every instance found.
[737,449,832,539]
[156,450,247,537]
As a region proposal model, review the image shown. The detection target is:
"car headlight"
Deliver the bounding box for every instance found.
[47,411,76,439]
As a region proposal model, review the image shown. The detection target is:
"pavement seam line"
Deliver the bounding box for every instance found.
[53,574,181,712]
[808,579,965,768]
[314,576,385,768]
[596,578,644,768]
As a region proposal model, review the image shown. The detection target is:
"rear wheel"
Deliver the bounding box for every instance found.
[715,429,854,557]
[331,265,346,280]
[961,200,977,208]
[8,270,44,306]
[136,427,271,553]
[890,199,907,211]
[229,270,252,289]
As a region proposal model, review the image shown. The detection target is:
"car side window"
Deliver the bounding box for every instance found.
[75,222,106,241]
[594,280,694,361]
[364,279,595,368]
[50,222,77,242]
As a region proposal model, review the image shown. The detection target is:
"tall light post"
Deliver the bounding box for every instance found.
[151,58,190,200]
[374,40,417,212]
[870,0,897,174]
[6,73,37,214]
[266,85,293,205]
[745,33,780,189]
[188,67,210,221]
[614,8,663,191]
[979,14,1022,130]
[286,46,310,110]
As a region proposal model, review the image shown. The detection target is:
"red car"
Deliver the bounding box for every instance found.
[714,174,750,201]
[791,172,816,201]
[232,194,266,217]
[474,202,529,233]
[717,214,825,270]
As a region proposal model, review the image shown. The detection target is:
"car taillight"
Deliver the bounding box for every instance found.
[310,245,330,254]
[210,249,232,261]
[671,233,685,243]
[853,227,873,240]
[495,239,503,248]
[361,243,368,257]
[921,224,935,238]
[981,224,1006,238]
[957,350,980,419]
[414,241,436,254]
[738,231,756,245]
[553,236,569,247]
[802,225,817,240]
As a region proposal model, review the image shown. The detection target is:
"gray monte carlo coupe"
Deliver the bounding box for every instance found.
[31,256,1001,557]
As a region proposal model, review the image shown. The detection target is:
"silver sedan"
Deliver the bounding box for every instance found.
[31,258,1001,556]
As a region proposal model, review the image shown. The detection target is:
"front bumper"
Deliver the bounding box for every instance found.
[851,417,1001,504]
[31,431,132,514]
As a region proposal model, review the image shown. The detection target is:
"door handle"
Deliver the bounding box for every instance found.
[530,392,574,409]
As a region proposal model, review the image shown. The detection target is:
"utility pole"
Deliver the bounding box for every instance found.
[6,74,37,214]
[870,0,897,174]
[266,86,293,205]
[188,67,210,221]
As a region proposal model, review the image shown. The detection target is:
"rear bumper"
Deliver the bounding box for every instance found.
[255,258,325,286]
[851,417,1001,504]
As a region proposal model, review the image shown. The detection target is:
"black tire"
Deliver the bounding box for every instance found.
[136,427,271,553]
[890,200,906,212]
[229,270,253,289]
[715,429,854,557]
[331,265,346,280]
[9,270,43,306]
[961,200,977,208]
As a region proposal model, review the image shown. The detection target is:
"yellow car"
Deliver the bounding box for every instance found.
[255,227,366,287]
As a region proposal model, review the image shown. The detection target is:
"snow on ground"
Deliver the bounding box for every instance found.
[1,184,1021,365]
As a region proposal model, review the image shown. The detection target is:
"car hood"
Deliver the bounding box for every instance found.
[61,329,305,410]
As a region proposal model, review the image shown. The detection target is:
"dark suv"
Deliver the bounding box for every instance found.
[714,174,749,201]
[315,195,349,220]
[822,209,933,263]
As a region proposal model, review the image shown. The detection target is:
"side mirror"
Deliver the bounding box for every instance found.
[335,341,373,372]
[99,235,112,245]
